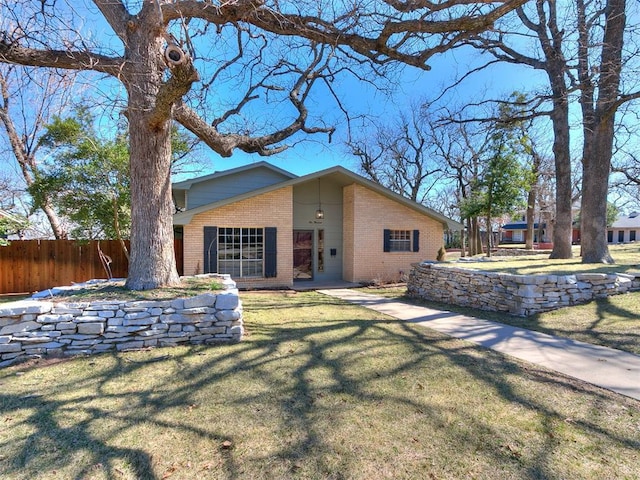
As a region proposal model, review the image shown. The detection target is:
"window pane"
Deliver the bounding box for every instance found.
[389,230,411,252]
[218,227,264,278]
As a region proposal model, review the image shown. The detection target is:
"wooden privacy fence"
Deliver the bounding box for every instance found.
[0,239,184,295]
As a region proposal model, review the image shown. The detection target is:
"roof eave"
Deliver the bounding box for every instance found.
[173,164,463,230]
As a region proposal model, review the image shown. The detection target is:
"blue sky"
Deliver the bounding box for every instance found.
[178,47,546,180]
[0,2,549,186]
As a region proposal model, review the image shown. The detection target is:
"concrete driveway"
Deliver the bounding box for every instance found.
[320,289,640,402]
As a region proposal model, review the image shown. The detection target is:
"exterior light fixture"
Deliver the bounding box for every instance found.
[315,178,324,220]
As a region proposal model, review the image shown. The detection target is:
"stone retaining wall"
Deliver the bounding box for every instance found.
[492,248,551,256]
[408,262,640,316]
[0,278,243,367]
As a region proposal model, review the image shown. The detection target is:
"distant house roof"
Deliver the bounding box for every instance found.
[173,163,463,231]
[502,222,545,230]
[611,212,640,229]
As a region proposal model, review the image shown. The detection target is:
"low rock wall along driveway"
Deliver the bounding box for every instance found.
[408,261,640,317]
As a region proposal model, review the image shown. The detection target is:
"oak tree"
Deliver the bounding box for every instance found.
[464,0,640,263]
[0,0,527,289]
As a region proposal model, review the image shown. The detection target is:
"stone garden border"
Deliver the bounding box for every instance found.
[0,274,243,367]
[408,262,640,317]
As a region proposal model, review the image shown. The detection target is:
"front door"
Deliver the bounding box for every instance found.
[293,230,313,280]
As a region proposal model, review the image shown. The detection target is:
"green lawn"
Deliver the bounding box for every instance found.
[362,285,640,355]
[1,291,639,479]
[444,243,640,276]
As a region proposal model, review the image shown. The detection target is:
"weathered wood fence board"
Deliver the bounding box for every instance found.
[0,239,184,294]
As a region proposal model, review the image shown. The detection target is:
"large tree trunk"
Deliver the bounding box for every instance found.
[123,15,180,290]
[579,0,624,264]
[547,71,573,259]
[469,217,482,256]
[126,112,180,289]
[581,133,614,263]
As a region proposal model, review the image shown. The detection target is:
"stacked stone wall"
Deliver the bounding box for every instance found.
[492,248,551,257]
[0,277,243,367]
[408,262,640,316]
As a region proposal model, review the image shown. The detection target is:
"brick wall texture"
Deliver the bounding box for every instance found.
[182,183,445,287]
[343,184,443,283]
[183,187,294,289]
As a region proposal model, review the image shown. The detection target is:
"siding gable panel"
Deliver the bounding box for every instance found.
[187,167,293,210]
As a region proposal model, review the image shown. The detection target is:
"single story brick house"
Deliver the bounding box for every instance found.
[172,162,461,289]
[501,221,549,244]
[607,212,640,244]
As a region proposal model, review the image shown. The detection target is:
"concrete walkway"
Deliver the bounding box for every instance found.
[319,289,640,402]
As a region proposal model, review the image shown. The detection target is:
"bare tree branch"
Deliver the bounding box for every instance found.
[0,41,125,76]
[92,0,131,42]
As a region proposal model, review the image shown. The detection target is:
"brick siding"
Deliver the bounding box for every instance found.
[183,187,294,289]
[343,184,443,283]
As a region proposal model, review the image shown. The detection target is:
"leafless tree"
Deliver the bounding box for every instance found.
[347,107,444,203]
[0,66,76,239]
[576,0,638,263]
[431,111,493,256]
[0,0,527,289]
[458,0,640,263]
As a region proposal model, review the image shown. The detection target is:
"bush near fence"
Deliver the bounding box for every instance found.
[0,240,184,295]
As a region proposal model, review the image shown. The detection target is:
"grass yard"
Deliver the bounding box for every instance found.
[364,286,640,356]
[1,291,639,479]
[444,243,640,276]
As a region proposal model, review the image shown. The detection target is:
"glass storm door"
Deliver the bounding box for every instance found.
[293,230,313,280]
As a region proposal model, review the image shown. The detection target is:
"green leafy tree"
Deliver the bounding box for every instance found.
[31,110,131,255]
[0,212,27,245]
[460,105,531,256]
[30,109,193,258]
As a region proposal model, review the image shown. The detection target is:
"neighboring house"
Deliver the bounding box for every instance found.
[607,212,640,244]
[501,220,549,244]
[172,162,462,289]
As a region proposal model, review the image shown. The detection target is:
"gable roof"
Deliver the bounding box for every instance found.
[502,222,545,230]
[172,161,297,190]
[173,163,462,230]
[611,212,640,229]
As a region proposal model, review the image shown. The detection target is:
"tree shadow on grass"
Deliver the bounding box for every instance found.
[517,295,640,355]
[0,292,639,479]
[401,290,640,356]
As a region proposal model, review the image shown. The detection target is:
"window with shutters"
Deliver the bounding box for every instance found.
[384,229,419,253]
[218,227,264,277]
